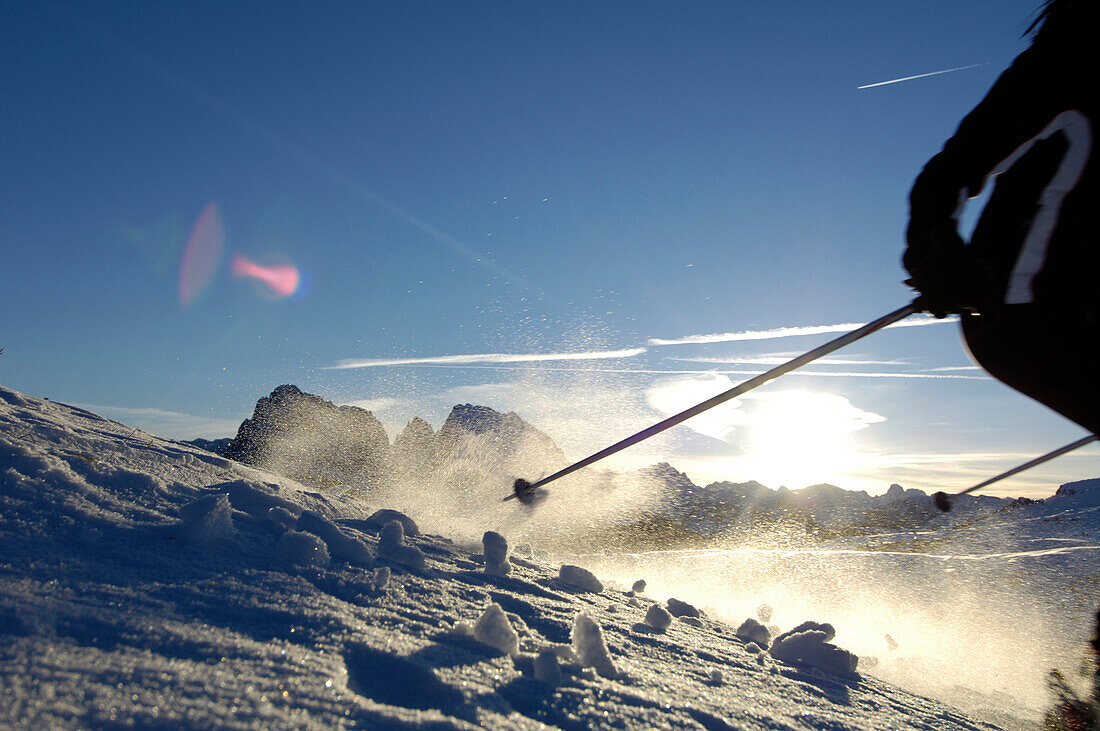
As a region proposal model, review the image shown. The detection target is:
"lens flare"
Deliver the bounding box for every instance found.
[178,202,225,308]
[231,253,300,298]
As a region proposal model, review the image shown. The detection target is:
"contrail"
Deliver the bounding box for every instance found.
[858,63,987,90]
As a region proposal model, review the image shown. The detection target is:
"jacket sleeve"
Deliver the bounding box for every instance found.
[907,40,1072,248]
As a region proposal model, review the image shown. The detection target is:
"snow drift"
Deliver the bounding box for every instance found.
[0,384,1015,729]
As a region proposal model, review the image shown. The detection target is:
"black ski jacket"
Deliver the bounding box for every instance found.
[906,0,1099,311]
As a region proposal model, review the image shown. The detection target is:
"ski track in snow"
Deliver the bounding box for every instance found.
[0,384,1080,729]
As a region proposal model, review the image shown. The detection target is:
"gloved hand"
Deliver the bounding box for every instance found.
[903,222,980,318]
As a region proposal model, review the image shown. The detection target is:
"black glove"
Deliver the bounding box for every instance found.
[903,222,979,318]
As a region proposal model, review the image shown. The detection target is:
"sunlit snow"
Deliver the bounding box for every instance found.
[1,383,1096,728]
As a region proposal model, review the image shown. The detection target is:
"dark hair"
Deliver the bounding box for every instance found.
[1026,0,1090,38]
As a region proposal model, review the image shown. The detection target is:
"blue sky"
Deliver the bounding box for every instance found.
[3,0,1096,497]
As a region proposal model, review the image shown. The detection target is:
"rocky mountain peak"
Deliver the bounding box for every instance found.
[224,385,393,490]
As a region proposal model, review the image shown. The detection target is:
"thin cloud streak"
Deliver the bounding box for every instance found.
[699,370,983,380]
[339,397,406,413]
[330,363,982,379]
[648,315,955,346]
[923,365,983,372]
[857,63,988,90]
[73,404,244,440]
[667,355,909,366]
[327,348,647,370]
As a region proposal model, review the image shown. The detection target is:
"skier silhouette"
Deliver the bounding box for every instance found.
[904,1,1098,720]
[904,0,1099,436]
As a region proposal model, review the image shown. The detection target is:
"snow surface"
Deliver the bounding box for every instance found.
[0,384,1088,728]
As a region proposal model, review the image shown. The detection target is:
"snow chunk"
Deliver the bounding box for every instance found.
[644,604,672,632]
[666,597,700,618]
[774,620,835,644]
[177,493,235,544]
[277,530,330,566]
[708,668,724,685]
[472,603,519,656]
[736,617,770,648]
[482,531,510,576]
[483,531,508,564]
[757,603,773,623]
[769,629,858,677]
[631,579,647,594]
[298,511,372,565]
[378,520,426,571]
[366,509,419,537]
[558,564,603,593]
[223,480,301,518]
[372,566,391,591]
[266,506,298,531]
[533,648,563,686]
[379,520,404,548]
[572,612,617,678]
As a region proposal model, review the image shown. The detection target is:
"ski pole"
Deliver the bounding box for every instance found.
[507,301,920,502]
[933,433,1098,511]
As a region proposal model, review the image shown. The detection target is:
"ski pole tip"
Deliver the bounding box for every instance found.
[932,491,952,512]
[513,478,536,504]
[509,477,547,505]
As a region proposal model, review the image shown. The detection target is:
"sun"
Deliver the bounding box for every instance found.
[738,389,884,489]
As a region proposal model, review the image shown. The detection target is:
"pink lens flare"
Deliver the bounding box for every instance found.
[178,202,225,307]
[231,254,301,298]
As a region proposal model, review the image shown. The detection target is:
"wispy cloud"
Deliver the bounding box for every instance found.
[689,369,983,380]
[801,371,983,380]
[644,376,885,452]
[327,348,646,370]
[923,365,982,372]
[647,315,953,347]
[857,63,987,90]
[74,404,243,440]
[667,355,909,366]
[322,363,982,379]
[338,397,406,413]
[644,374,747,441]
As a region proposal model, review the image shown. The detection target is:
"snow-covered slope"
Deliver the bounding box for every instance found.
[0,384,1004,729]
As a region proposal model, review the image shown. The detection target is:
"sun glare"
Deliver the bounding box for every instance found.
[739,390,884,489]
[645,375,885,490]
